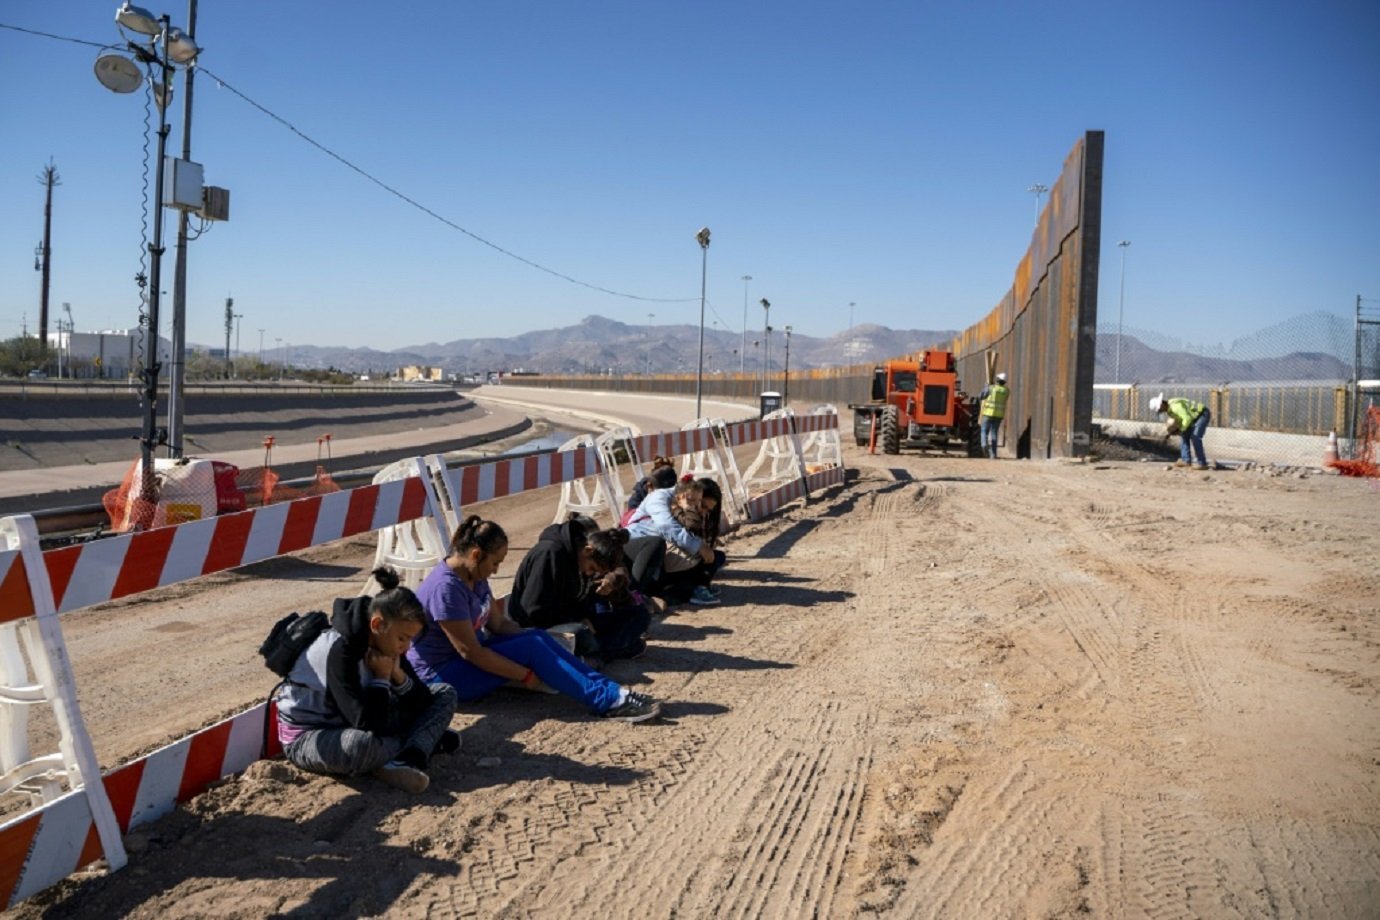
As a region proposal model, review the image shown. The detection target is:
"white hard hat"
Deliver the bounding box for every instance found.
[995,372,1007,383]
[1148,393,1165,413]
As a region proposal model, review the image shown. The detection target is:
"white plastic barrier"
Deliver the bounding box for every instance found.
[740,408,806,492]
[798,405,845,472]
[677,418,749,525]
[551,434,623,525]
[368,457,455,590]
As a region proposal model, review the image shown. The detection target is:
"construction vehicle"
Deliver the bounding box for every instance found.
[849,349,983,456]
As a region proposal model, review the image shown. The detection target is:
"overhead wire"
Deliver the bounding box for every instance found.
[3,20,700,307]
[197,65,698,305]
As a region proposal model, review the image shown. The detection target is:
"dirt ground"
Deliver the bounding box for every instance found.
[9,438,1380,918]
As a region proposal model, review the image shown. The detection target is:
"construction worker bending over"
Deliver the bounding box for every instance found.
[1149,392,1211,470]
[978,372,1010,459]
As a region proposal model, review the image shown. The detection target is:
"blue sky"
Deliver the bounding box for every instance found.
[2,1,1376,355]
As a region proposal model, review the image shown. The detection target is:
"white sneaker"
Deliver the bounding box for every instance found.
[373,760,429,793]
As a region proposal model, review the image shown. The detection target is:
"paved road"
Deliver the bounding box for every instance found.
[0,387,759,516]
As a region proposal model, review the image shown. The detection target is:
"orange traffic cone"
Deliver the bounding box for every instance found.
[1323,430,1339,467]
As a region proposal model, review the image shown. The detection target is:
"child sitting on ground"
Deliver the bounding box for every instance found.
[274,567,460,794]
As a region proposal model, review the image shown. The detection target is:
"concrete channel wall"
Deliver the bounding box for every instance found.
[0,383,483,471]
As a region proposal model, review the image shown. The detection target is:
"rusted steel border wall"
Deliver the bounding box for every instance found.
[945,131,1103,458]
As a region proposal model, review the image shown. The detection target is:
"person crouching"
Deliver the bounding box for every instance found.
[275,567,460,794]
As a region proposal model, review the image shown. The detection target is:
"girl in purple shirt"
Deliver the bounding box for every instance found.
[407,515,661,723]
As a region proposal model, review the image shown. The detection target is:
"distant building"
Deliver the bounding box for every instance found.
[45,327,170,379]
[396,365,444,382]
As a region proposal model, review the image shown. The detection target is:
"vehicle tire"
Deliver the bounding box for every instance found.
[881,405,901,455]
[966,422,983,458]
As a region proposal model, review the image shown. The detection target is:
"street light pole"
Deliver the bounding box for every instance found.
[783,325,792,405]
[1027,183,1048,227]
[760,298,771,392]
[1116,239,1131,385]
[258,328,264,365]
[645,312,654,377]
[740,274,751,376]
[695,227,711,419]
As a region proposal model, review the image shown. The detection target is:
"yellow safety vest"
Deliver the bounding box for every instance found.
[1167,398,1205,431]
[981,384,1009,419]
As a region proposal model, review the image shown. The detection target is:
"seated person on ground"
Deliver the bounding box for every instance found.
[404,515,661,722]
[507,515,652,664]
[625,478,724,606]
[274,567,460,794]
[620,457,679,526]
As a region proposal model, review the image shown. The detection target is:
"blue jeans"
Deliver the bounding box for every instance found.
[432,630,623,713]
[980,415,1003,457]
[1180,408,1211,465]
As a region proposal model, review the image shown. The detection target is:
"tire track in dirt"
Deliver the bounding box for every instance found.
[407,478,891,918]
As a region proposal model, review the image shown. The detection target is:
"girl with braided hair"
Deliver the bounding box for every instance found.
[406,515,661,722]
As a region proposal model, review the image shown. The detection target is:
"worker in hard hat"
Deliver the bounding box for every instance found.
[978,372,1010,459]
[1149,393,1211,470]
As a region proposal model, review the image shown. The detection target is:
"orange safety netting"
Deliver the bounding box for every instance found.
[103,435,342,533]
[1333,407,1380,479]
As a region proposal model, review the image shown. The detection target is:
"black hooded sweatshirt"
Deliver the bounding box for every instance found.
[278,594,434,735]
[507,518,599,630]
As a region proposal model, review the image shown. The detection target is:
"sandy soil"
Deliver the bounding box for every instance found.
[8,438,1380,918]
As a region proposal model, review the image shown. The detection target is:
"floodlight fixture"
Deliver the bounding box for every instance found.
[94,51,143,93]
[115,1,161,35]
[165,27,199,64]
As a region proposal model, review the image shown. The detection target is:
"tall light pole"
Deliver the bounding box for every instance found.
[783,325,793,405]
[95,3,202,498]
[258,328,264,365]
[760,298,771,392]
[1027,183,1048,227]
[694,227,711,419]
[234,311,243,365]
[645,312,654,376]
[1116,239,1131,384]
[848,301,855,333]
[740,274,752,375]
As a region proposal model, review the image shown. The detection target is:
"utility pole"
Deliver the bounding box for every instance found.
[258,329,265,365]
[36,160,60,357]
[168,0,199,457]
[223,296,234,378]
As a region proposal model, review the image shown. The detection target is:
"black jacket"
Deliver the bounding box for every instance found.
[508,518,598,629]
[324,595,432,734]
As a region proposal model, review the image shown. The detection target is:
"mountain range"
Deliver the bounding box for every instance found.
[274,313,1353,384]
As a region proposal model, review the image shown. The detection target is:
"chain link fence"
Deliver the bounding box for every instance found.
[1092,309,1377,468]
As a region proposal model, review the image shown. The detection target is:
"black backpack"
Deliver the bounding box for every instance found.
[259,610,330,678]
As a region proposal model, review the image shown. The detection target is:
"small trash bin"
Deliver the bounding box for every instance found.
[759,391,782,418]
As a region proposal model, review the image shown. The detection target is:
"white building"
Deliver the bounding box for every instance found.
[45,327,171,379]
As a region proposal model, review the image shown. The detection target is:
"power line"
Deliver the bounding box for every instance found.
[2,21,699,306]
[197,64,696,304]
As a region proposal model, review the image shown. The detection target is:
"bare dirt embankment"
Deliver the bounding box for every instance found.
[9,446,1380,918]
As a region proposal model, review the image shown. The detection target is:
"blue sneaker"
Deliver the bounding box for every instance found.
[689,586,721,606]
